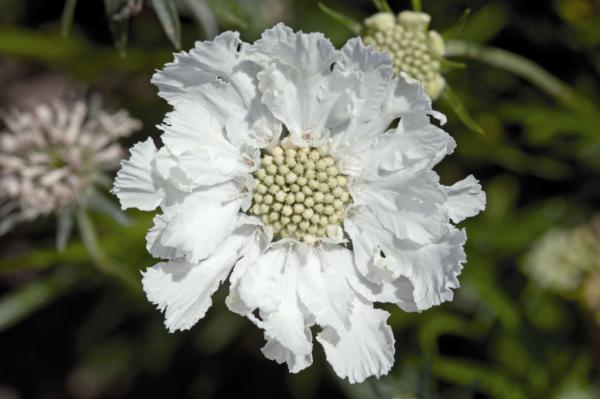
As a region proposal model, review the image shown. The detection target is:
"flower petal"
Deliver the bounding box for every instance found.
[142,220,262,332]
[158,181,244,263]
[112,138,164,211]
[261,338,313,374]
[352,170,449,244]
[330,38,393,154]
[153,32,281,150]
[391,227,467,310]
[252,24,350,146]
[237,244,313,372]
[444,175,486,223]
[345,206,466,311]
[317,297,395,383]
[296,244,355,333]
[151,31,244,105]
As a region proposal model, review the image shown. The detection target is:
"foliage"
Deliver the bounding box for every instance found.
[1,0,599,398]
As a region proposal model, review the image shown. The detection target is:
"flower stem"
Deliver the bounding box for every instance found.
[445,40,597,114]
[412,0,423,12]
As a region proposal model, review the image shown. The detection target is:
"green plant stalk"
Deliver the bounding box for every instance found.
[412,0,423,12]
[445,40,597,114]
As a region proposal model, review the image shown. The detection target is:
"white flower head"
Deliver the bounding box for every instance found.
[524,226,600,292]
[113,24,485,383]
[0,99,141,230]
[363,11,446,99]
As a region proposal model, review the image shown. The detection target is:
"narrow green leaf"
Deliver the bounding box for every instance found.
[184,0,219,38]
[75,209,139,291]
[0,268,77,332]
[318,3,362,35]
[442,8,471,39]
[76,208,104,262]
[441,85,485,134]
[61,0,78,37]
[103,0,130,55]
[440,58,467,69]
[372,0,392,13]
[56,208,74,252]
[0,212,28,236]
[85,189,130,226]
[150,0,181,49]
[206,0,248,29]
[445,40,597,114]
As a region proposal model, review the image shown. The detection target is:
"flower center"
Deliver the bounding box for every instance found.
[362,12,446,98]
[249,144,351,243]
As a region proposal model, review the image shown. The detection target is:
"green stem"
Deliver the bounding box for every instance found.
[445,40,596,114]
[412,0,422,12]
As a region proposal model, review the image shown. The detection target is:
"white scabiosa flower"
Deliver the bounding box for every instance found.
[113,24,485,383]
[363,11,446,99]
[0,99,141,232]
[524,226,600,292]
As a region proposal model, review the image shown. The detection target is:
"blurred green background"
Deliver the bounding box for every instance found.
[1,0,600,398]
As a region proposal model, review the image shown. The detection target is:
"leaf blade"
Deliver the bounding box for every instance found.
[150,0,182,49]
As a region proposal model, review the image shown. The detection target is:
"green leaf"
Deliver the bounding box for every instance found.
[442,8,471,40]
[85,189,130,226]
[75,209,139,291]
[0,212,28,236]
[150,0,181,49]
[56,208,74,252]
[440,85,485,134]
[371,0,392,13]
[318,3,362,35]
[183,0,219,38]
[104,0,130,55]
[61,0,78,37]
[440,58,467,69]
[0,268,77,332]
[206,0,248,29]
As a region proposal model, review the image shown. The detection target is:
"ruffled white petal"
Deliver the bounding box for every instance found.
[252,24,350,146]
[344,206,402,282]
[297,244,354,333]
[362,114,455,175]
[261,338,313,373]
[345,206,467,311]
[157,181,244,263]
[236,244,313,372]
[351,170,448,244]
[317,297,395,384]
[141,221,263,332]
[390,227,467,310]
[444,175,486,223]
[153,32,281,149]
[151,32,244,105]
[112,138,164,211]
[330,38,393,154]
[146,213,184,260]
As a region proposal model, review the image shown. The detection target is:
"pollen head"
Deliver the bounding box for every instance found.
[363,11,446,99]
[249,145,351,243]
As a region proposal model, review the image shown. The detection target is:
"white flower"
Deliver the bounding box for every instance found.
[113,24,485,383]
[0,99,140,231]
[363,11,446,99]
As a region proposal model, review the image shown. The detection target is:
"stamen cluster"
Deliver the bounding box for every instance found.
[249,144,351,242]
[362,11,446,99]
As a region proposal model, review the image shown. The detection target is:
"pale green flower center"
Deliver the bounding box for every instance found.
[249,145,351,243]
[363,11,446,99]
